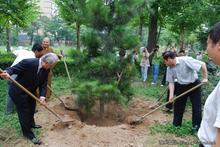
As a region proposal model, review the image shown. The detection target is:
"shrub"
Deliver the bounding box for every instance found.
[73,53,136,117]
[0,52,15,69]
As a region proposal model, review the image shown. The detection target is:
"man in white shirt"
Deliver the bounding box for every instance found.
[162,51,208,134]
[198,22,220,147]
[6,43,44,114]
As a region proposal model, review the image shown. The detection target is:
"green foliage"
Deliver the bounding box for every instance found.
[0,0,39,27]
[150,120,194,137]
[0,52,14,69]
[75,81,98,112]
[87,0,110,31]
[73,53,136,113]
[81,31,101,57]
[0,80,21,135]
[110,27,140,49]
[55,0,88,26]
[86,55,118,82]
[202,67,220,103]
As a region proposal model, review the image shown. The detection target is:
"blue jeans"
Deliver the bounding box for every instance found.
[6,74,17,114]
[152,64,159,83]
[141,65,148,81]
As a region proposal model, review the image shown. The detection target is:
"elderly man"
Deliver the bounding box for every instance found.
[42,37,54,98]
[42,37,53,54]
[0,53,59,145]
[162,51,208,134]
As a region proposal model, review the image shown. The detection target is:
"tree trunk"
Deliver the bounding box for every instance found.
[147,3,158,53]
[157,25,162,43]
[99,99,104,118]
[179,29,185,50]
[30,33,34,45]
[139,15,144,41]
[16,26,19,46]
[6,27,11,52]
[76,22,80,50]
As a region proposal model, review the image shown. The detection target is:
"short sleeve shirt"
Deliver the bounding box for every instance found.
[198,81,220,147]
[166,56,204,85]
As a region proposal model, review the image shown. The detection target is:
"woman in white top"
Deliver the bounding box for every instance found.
[198,22,220,147]
[140,48,150,82]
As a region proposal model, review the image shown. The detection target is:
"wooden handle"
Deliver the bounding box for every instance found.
[140,82,204,120]
[0,68,63,121]
[63,58,72,82]
[47,85,65,106]
[156,86,169,102]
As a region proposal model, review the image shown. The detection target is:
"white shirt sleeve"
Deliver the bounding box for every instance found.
[166,67,174,83]
[184,57,204,72]
[214,86,220,128]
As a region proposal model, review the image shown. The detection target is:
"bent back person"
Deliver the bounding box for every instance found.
[0,53,59,145]
[162,51,208,133]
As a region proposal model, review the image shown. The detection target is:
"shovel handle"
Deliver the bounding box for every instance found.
[0,68,63,121]
[140,82,205,120]
[156,86,169,102]
[63,58,72,82]
[47,85,65,106]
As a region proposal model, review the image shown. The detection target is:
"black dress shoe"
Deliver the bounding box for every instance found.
[32,125,42,129]
[31,137,42,145]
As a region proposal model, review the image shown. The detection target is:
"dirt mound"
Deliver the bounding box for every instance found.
[34,96,171,147]
[44,95,168,128]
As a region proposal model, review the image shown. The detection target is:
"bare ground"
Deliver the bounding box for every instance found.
[0,96,198,147]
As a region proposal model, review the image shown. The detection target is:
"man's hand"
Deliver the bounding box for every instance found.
[39,96,46,105]
[57,54,63,60]
[0,71,10,80]
[201,78,208,84]
[169,96,174,103]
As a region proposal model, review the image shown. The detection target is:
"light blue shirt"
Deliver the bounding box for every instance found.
[166,56,204,85]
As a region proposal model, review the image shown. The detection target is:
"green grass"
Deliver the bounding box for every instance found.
[150,120,195,137]
[149,120,200,147]
[131,76,167,101]
[51,76,72,96]
[0,80,21,137]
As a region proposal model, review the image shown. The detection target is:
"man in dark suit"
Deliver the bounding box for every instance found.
[0,53,59,145]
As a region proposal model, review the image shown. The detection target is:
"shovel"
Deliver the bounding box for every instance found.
[149,86,169,109]
[0,68,74,123]
[47,85,79,111]
[60,50,72,82]
[127,82,205,125]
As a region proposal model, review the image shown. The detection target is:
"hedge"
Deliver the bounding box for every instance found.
[0,60,76,77]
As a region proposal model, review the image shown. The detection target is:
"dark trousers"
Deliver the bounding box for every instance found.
[199,143,204,147]
[11,94,36,139]
[161,65,167,85]
[173,80,202,128]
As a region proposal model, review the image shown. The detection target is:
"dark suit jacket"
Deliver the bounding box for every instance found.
[6,58,49,100]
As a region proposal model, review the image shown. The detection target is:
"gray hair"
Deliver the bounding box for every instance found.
[41,53,59,64]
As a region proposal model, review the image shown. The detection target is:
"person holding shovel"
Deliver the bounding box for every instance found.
[0,53,59,145]
[198,22,220,147]
[162,51,208,134]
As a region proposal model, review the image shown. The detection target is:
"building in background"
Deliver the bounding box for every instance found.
[38,0,57,18]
